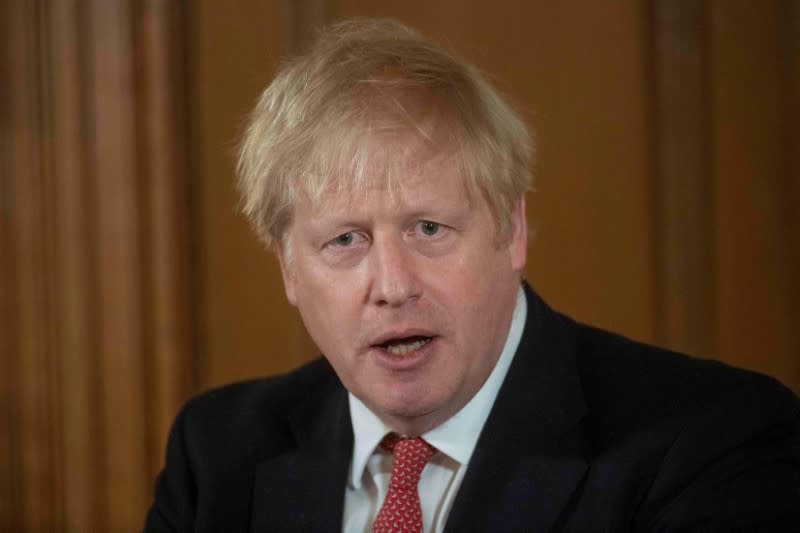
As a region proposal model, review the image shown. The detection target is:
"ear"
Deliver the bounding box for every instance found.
[277,243,298,307]
[508,195,528,272]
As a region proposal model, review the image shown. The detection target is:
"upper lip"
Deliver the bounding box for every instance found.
[369,328,437,347]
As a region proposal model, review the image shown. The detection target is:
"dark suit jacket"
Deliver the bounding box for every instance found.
[145,285,800,532]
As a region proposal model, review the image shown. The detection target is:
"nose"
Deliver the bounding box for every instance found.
[367,234,421,307]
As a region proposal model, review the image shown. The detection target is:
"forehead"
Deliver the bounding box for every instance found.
[296,141,474,221]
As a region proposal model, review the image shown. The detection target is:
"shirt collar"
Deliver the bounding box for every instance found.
[348,286,527,488]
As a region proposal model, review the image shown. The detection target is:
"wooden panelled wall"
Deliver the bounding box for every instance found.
[651,0,800,381]
[1,0,193,530]
[1,1,798,530]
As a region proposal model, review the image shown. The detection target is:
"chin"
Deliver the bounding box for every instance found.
[377,394,450,431]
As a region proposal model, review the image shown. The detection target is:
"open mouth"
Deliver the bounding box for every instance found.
[377,335,433,355]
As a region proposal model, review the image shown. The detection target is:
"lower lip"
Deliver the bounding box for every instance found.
[369,337,437,371]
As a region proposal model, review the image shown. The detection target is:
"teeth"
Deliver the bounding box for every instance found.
[385,338,430,355]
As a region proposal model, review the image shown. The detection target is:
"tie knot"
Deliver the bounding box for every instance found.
[379,434,436,487]
[380,433,436,456]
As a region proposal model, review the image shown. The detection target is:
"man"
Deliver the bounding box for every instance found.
[145,19,800,532]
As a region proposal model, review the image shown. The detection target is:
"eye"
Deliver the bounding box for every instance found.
[333,232,355,246]
[326,230,367,250]
[417,220,441,237]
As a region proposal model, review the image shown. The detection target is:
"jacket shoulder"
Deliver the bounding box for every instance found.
[177,357,338,456]
[144,357,339,532]
[569,321,800,528]
[571,321,797,429]
[563,321,800,529]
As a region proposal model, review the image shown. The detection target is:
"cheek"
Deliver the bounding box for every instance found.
[296,299,344,359]
[446,249,515,322]
[294,271,364,344]
[451,244,510,286]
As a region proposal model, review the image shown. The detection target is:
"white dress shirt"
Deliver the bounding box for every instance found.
[343,287,527,533]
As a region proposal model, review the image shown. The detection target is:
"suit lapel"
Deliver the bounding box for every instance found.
[445,285,589,532]
[250,375,352,532]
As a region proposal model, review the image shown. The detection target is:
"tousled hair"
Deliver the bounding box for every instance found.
[237,18,534,251]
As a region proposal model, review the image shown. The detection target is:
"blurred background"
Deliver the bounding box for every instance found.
[1,0,798,530]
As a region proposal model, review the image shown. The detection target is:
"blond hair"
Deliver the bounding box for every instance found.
[237,18,534,250]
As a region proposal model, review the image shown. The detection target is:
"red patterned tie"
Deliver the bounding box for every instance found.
[372,434,437,533]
